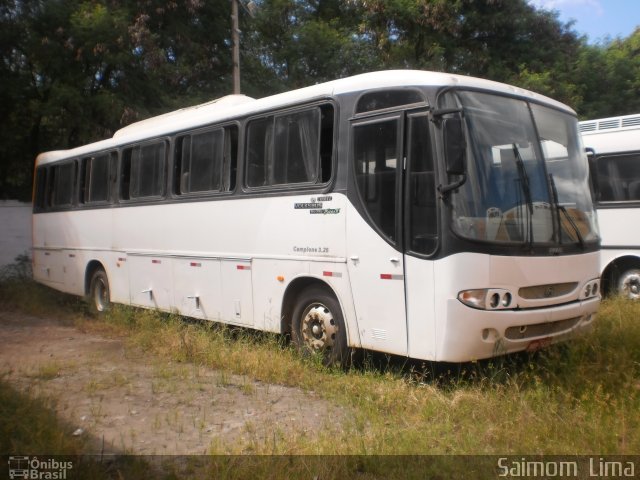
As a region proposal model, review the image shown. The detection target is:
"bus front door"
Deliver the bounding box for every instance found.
[348,113,408,356]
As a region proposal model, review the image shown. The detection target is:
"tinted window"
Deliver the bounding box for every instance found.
[407,114,437,254]
[51,162,76,207]
[273,109,320,184]
[246,105,333,188]
[595,153,640,202]
[81,153,111,203]
[122,141,166,199]
[246,117,272,187]
[120,149,132,200]
[353,119,399,241]
[356,90,424,114]
[33,167,47,211]
[176,128,226,194]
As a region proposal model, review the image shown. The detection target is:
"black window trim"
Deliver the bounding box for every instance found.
[118,137,169,204]
[41,159,79,211]
[242,100,337,194]
[80,151,115,207]
[592,150,640,208]
[350,111,405,248]
[352,87,427,119]
[33,100,339,212]
[403,109,441,259]
[167,120,243,202]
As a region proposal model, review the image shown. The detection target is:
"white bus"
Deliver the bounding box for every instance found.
[32,70,601,365]
[580,113,640,299]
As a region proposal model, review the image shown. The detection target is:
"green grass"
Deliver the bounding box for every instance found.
[85,295,639,456]
[1,270,639,477]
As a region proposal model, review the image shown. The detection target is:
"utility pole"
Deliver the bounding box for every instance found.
[231,0,241,94]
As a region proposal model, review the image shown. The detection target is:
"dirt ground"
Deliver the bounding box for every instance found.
[0,310,346,455]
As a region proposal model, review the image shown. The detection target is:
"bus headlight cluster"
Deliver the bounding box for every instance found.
[581,279,600,299]
[458,288,515,310]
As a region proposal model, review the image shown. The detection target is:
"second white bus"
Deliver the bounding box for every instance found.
[32,70,601,364]
[580,113,640,299]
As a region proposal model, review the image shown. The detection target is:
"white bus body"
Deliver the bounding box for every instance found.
[580,113,640,298]
[32,70,600,364]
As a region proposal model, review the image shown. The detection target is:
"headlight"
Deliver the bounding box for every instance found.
[580,279,600,300]
[458,288,515,310]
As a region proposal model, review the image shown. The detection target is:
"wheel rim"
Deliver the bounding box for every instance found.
[621,272,640,300]
[93,277,108,312]
[300,302,337,352]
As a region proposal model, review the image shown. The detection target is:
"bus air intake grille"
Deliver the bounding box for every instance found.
[598,119,620,130]
[622,115,640,128]
[505,317,581,340]
[518,282,578,300]
[579,122,596,133]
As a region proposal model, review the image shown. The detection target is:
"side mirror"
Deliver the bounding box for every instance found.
[443,116,466,175]
[437,116,468,196]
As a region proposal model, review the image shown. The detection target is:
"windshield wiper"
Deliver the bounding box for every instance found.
[548,173,585,249]
[512,143,534,247]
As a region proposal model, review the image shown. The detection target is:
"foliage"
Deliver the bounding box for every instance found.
[574,28,640,119]
[1,0,639,200]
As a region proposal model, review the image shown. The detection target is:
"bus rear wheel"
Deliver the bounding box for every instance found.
[617,268,640,300]
[291,286,349,366]
[89,268,110,313]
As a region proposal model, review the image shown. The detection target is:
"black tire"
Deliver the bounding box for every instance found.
[616,268,640,300]
[291,286,350,367]
[88,268,110,314]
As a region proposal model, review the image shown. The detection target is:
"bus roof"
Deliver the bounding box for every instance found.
[36,70,575,166]
[579,113,640,155]
[579,113,640,135]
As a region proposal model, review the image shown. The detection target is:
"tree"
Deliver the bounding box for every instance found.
[244,0,380,89]
[573,28,640,119]
[0,0,245,200]
[1,0,638,200]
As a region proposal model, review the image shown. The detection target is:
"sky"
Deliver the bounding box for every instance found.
[529,0,640,43]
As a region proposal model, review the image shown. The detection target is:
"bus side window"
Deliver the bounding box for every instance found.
[245,105,330,189]
[133,142,165,198]
[121,141,166,200]
[51,162,76,208]
[596,153,640,202]
[180,129,224,194]
[175,126,237,196]
[319,105,334,183]
[407,114,437,255]
[46,165,57,207]
[34,167,47,212]
[353,119,399,242]
[81,154,110,204]
[246,117,273,188]
[223,125,238,192]
[120,148,133,200]
[273,109,320,184]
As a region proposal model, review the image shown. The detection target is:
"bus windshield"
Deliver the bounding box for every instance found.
[446,91,598,247]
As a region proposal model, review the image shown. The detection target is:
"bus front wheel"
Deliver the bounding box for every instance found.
[89,268,111,313]
[617,268,640,300]
[291,286,349,366]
